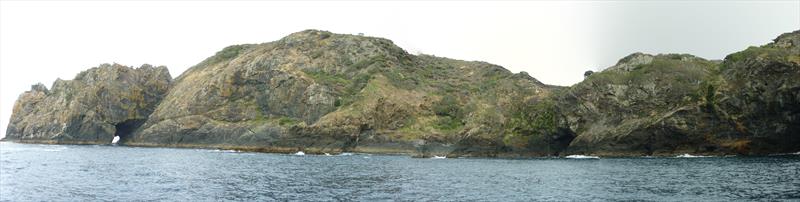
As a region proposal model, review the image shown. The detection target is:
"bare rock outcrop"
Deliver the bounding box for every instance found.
[4,64,171,144]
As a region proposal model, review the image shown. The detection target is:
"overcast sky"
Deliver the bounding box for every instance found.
[1,1,798,138]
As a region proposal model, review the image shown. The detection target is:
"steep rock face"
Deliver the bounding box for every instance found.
[558,30,800,156]
[712,30,800,154]
[4,64,172,144]
[557,53,721,156]
[130,30,564,156]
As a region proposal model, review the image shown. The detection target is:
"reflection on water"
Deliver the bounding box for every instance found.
[1,142,799,201]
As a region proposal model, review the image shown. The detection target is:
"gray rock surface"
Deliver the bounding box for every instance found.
[128,30,557,157]
[557,30,800,156]
[4,64,171,144]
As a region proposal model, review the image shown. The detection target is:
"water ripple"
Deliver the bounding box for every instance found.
[1,142,799,201]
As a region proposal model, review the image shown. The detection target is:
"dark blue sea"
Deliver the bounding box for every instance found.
[1,142,799,201]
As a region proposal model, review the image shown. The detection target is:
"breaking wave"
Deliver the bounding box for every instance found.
[565,155,600,159]
[211,149,239,153]
[675,154,711,158]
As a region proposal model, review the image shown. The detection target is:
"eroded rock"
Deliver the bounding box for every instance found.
[4,64,171,144]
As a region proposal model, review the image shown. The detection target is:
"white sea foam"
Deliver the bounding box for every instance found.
[675,154,710,158]
[211,149,238,153]
[41,147,68,152]
[338,152,353,156]
[565,155,600,159]
[42,149,65,152]
[294,151,306,156]
[431,155,447,159]
[324,153,332,156]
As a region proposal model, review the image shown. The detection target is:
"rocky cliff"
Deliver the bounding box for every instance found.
[4,29,798,157]
[128,30,564,157]
[557,53,731,156]
[712,30,800,154]
[4,64,171,144]
[558,30,800,156]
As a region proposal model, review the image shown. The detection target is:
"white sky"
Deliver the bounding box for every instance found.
[1,1,798,138]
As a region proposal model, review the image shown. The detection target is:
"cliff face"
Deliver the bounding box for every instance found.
[129,30,564,157]
[558,30,800,156]
[556,53,728,156]
[713,30,800,154]
[4,64,171,144]
[4,29,799,157]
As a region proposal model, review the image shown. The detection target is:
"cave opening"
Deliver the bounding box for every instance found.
[113,119,145,144]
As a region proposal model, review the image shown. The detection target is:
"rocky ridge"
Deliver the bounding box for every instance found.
[129,30,559,157]
[4,30,799,157]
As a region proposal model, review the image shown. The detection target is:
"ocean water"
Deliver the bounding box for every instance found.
[1,142,798,201]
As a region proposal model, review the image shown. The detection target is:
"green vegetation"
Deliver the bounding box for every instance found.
[485,75,506,90]
[726,46,781,62]
[583,56,716,107]
[697,65,725,111]
[250,111,268,123]
[303,70,350,86]
[703,83,716,110]
[433,96,461,117]
[503,100,559,147]
[589,56,714,84]
[326,73,372,108]
[432,96,464,131]
[278,117,301,126]
[722,46,793,71]
[201,44,251,65]
[382,69,410,88]
[302,69,376,108]
[310,50,324,59]
[507,100,558,134]
[351,55,388,70]
[433,116,462,131]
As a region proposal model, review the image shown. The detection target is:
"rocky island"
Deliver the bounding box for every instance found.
[4,30,799,157]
